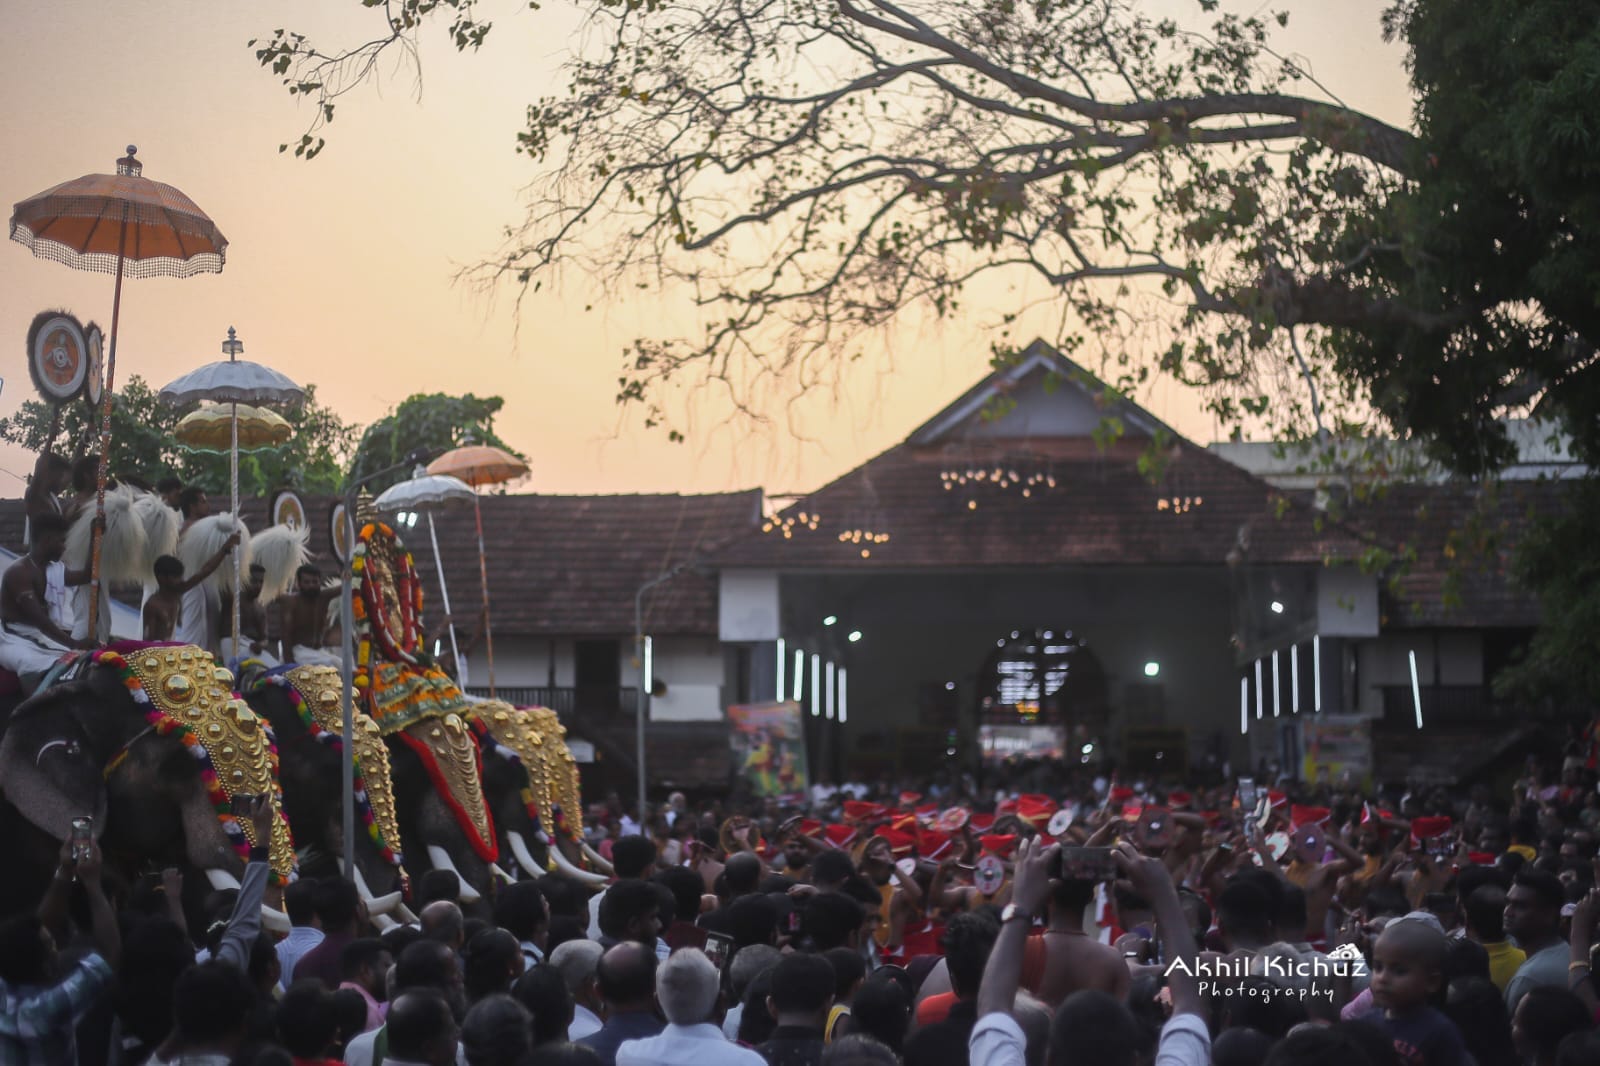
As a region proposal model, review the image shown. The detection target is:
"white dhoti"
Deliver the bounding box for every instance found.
[291,645,342,667]
[69,583,111,645]
[174,585,211,649]
[0,622,71,677]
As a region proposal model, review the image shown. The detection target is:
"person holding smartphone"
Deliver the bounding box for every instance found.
[0,837,121,1064]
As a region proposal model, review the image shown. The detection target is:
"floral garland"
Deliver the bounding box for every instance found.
[466,715,547,841]
[351,522,423,682]
[92,649,296,887]
[243,668,404,871]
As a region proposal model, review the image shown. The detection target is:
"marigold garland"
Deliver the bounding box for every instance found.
[467,715,547,840]
[92,649,296,887]
[242,668,404,871]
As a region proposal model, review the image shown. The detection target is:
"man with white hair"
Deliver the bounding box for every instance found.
[616,948,763,1066]
[550,938,606,1041]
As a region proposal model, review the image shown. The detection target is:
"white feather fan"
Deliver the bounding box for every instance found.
[131,492,181,568]
[64,485,149,583]
[177,513,253,599]
[249,523,310,605]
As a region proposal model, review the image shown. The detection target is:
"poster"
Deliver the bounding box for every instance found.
[727,700,809,797]
[978,724,1064,764]
[1301,715,1372,784]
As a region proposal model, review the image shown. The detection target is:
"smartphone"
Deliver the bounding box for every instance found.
[70,816,93,863]
[230,793,260,817]
[1055,846,1116,882]
[786,909,802,934]
[703,931,734,972]
[1237,777,1258,812]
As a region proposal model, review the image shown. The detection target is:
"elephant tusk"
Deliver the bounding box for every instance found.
[394,902,418,925]
[366,891,403,916]
[580,842,616,877]
[205,868,243,892]
[426,845,482,904]
[260,904,291,934]
[549,842,609,887]
[371,912,399,933]
[352,867,402,915]
[489,862,515,884]
[508,831,546,880]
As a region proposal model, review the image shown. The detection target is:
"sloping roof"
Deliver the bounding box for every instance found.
[714,342,1361,571]
[1358,480,1569,629]
[0,490,763,637]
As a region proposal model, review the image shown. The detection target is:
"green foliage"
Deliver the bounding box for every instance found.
[0,377,356,497]
[1495,480,1600,709]
[348,392,525,493]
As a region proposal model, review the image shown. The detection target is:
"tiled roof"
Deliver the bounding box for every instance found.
[1356,480,1570,628]
[0,490,763,637]
[712,435,1358,571]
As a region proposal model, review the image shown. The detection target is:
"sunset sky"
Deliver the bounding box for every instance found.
[0,0,1412,499]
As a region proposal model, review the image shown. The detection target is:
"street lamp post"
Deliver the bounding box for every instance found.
[633,565,696,831]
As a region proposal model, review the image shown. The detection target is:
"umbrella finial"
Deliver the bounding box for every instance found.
[222,326,244,360]
[116,146,141,177]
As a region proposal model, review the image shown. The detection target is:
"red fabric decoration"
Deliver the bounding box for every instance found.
[822,824,858,849]
[844,800,886,824]
[1410,816,1453,841]
[980,834,1017,859]
[1016,794,1057,826]
[1291,805,1331,829]
[1167,791,1192,809]
[1109,786,1135,804]
[969,813,996,832]
[917,829,953,860]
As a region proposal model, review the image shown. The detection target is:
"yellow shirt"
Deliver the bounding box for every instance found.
[1484,940,1527,992]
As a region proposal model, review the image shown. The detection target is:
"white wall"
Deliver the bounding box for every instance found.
[1353,632,1484,715]
[720,570,780,641]
[1316,567,1380,637]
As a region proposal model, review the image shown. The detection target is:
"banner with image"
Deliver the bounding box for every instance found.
[727,700,809,797]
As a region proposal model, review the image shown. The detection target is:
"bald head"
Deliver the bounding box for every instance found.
[420,900,465,951]
[1375,918,1448,970]
[595,941,658,1011]
[725,852,762,896]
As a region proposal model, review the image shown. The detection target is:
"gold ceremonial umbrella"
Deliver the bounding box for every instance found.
[174,403,292,452]
[9,146,227,640]
[426,445,530,697]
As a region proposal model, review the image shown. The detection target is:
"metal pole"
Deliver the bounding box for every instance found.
[426,512,466,689]
[339,490,356,880]
[634,585,648,832]
[230,400,240,654]
[85,212,128,644]
[472,491,496,697]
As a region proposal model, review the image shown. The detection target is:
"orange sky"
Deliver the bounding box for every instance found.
[0,0,1412,499]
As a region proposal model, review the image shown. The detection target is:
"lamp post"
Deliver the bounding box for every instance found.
[337,448,440,879]
[633,564,697,831]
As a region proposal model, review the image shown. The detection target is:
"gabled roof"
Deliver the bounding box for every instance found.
[714,340,1357,570]
[0,490,763,637]
[907,339,1178,446]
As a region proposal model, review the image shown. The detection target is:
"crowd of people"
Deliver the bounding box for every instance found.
[8,735,1600,1066]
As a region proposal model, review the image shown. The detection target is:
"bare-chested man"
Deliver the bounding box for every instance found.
[24,451,71,527]
[143,534,241,642]
[277,564,341,665]
[0,513,92,689]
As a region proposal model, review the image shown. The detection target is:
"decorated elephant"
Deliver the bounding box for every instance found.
[236,661,413,925]
[467,701,609,886]
[0,644,295,930]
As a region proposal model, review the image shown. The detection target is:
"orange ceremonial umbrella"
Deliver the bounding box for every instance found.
[10,146,226,640]
[426,445,530,696]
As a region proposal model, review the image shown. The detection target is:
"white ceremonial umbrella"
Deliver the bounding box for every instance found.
[159,327,304,649]
[374,469,476,686]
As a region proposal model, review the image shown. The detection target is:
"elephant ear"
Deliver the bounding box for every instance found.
[0,680,108,841]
